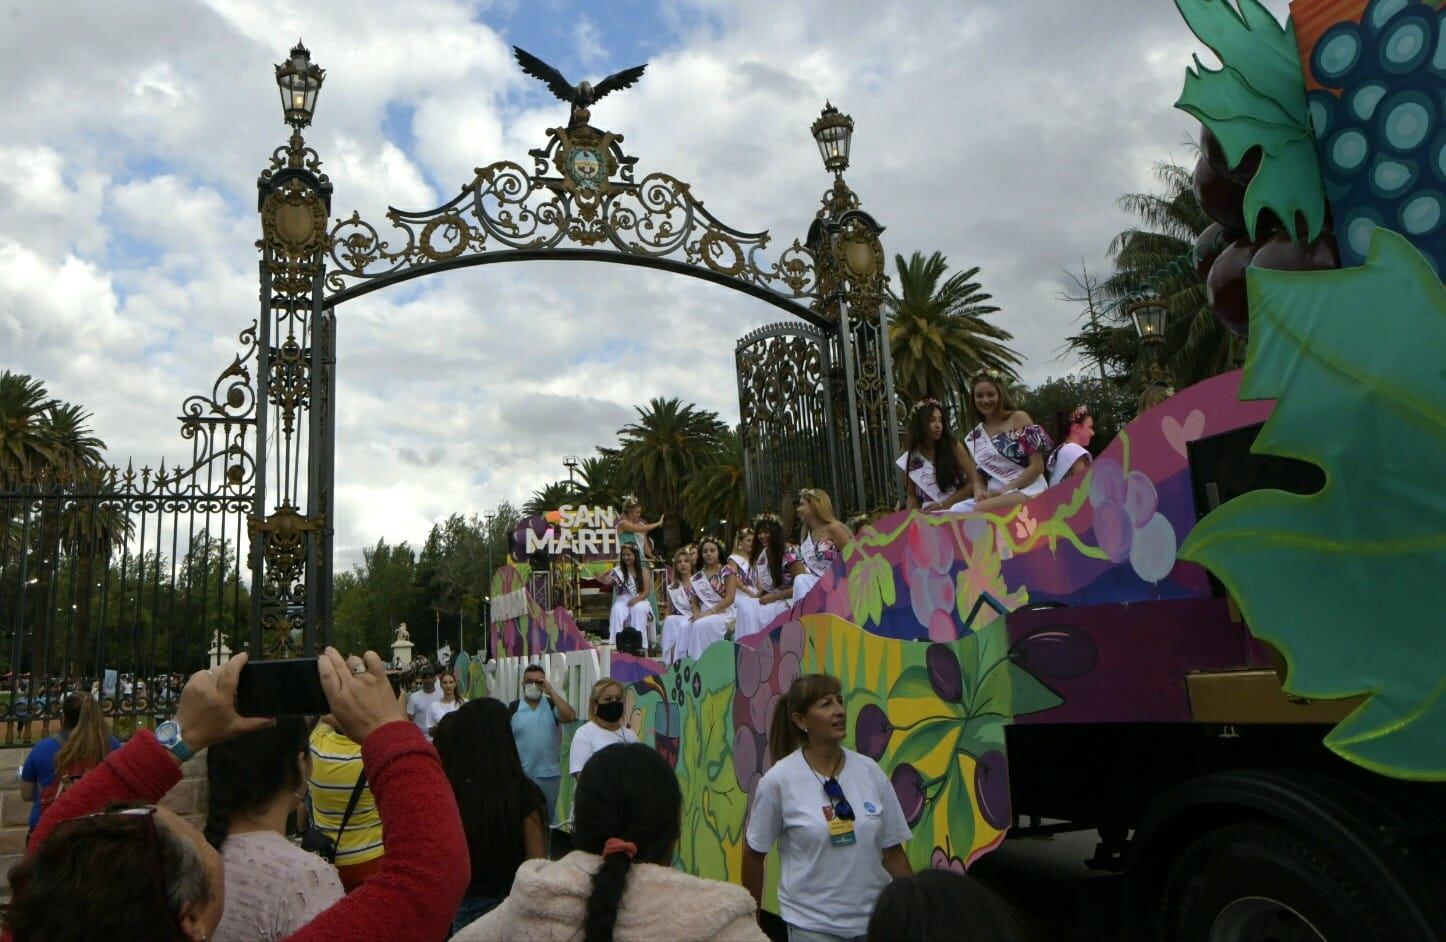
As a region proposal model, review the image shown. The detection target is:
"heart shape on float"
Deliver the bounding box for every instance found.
[1013,507,1038,542]
[1162,409,1206,457]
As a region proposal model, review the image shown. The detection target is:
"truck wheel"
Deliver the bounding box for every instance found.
[1158,820,1393,941]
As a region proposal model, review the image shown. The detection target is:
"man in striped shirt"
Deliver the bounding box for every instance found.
[308,718,385,891]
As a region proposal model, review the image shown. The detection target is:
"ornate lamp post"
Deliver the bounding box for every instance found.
[811,102,854,176]
[1127,294,1174,409]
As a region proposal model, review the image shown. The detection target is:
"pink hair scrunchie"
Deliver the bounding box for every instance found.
[602,837,638,860]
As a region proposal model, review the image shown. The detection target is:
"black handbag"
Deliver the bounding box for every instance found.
[300,771,367,865]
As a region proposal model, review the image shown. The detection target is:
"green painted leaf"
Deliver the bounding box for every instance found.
[1181,229,1446,780]
[889,665,935,700]
[847,552,896,627]
[885,718,960,771]
[1173,0,1325,240]
[1007,662,1063,718]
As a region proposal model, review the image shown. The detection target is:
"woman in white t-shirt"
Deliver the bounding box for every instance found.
[1046,404,1095,487]
[743,674,913,942]
[568,678,640,780]
[424,671,465,739]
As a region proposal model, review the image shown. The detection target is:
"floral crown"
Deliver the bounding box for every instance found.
[620,494,639,508]
[697,534,725,550]
[1069,403,1090,423]
[911,397,942,414]
[755,511,781,525]
[974,368,1010,384]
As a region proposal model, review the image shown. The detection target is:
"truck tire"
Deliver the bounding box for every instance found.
[1158,820,1392,941]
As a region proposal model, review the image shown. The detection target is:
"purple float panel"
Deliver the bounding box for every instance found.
[1006,597,1263,725]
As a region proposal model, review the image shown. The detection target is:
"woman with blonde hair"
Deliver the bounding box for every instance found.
[661,547,700,665]
[568,678,639,782]
[963,370,1052,514]
[615,496,662,562]
[788,489,854,604]
[743,673,912,941]
[19,692,118,838]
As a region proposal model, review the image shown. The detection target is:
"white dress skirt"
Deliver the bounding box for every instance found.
[734,555,793,641]
[683,568,732,661]
[607,569,653,647]
[660,582,695,665]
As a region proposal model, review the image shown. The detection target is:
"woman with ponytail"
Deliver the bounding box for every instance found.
[206,718,344,941]
[456,742,766,941]
[19,692,118,838]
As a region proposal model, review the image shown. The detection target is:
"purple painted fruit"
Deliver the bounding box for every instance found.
[1192,154,1248,232]
[1206,234,1261,337]
[926,643,964,703]
[1201,126,1260,184]
[974,749,1011,830]
[891,763,927,827]
[1009,624,1098,679]
[855,704,893,760]
[1252,229,1339,272]
[1193,222,1236,282]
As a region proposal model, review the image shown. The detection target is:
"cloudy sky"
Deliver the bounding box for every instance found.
[0,0,1291,565]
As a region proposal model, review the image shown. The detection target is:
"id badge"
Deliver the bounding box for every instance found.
[827,816,857,847]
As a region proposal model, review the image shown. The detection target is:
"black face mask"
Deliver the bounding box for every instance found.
[596,701,625,723]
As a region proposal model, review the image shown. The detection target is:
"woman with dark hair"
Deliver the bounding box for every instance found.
[19,692,118,838]
[685,536,733,660]
[433,698,547,934]
[206,718,344,941]
[866,869,1019,942]
[735,513,794,641]
[743,673,913,942]
[455,742,766,941]
[3,650,470,942]
[963,370,1053,514]
[897,398,978,511]
[607,542,654,650]
[1047,404,1095,487]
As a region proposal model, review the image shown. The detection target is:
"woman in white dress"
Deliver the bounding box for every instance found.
[788,489,854,604]
[607,542,654,650]
[734,514,794,641]
[660,548,699,665]
[1047,404,1095,487]
[685,537,734,661]
[897,398,978,512]
[963,371,1053,514]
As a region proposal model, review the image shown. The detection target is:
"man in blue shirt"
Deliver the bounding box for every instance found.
[508,664,577,827]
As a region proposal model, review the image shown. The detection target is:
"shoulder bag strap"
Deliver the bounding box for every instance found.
[334,770,369,846]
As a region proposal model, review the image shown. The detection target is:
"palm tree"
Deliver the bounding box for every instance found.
[61,497,134,678]
[887,252,1021,412]
[0,371,56,487]
[1067,160,1241,387]
[682,427,747,536]
[572,452,623,509]
[523,480,578,517]
[616,398,726,552]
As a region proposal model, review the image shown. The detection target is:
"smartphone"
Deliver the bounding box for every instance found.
[236,658,330,717]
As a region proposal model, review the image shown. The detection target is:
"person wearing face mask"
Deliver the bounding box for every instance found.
[509,664,578,827]
[205,718,344,941]
[567,679,638,785]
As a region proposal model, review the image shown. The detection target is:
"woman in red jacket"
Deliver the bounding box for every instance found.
[2,649,470,942]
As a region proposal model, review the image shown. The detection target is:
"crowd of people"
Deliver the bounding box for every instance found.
[2,652,1020,941]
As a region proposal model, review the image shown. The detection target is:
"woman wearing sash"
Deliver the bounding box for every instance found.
[788,488,853,603]
[607,542,654,649]
[897,398,979,512]
[963,371,1053,514]
[616,496,662,562]
[725,529,757,600]
[735,514,794,641]
[660,548,700,665]
[686,536,733,661]
[1047,404,1094,487]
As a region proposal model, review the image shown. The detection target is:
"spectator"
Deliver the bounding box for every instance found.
[456,742,766,941]
[866,869,1020,942]
[424,670,464,738]
[405,664,441,736]
[19,692,119,839]
[308,716,385,892]
[568,678,638,782]
[434,699,548,934]
[2,650,470,942]
[509,663,576,825]
[743,673,913,942]
[206,718,344,941]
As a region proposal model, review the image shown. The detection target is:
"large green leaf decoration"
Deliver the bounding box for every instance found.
[1174,0,1326,240]
[1180,229,1446,779]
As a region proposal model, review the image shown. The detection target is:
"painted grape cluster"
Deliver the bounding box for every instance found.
[1089,458,1177,584]
[1308,0,1446,273]
[731,620,805,794]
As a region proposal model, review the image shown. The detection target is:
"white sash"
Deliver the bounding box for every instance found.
[691,569,726,609]
[968,425,1026,488]
[727,553,754,586]
[667,582,693,616]
[1048,442,1090,486]
[799,533,832,577]
[752,557,776,592]
[896,451,944,503]
[612,568,638,596]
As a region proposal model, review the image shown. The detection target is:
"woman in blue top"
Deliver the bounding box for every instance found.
[19,692,119,836]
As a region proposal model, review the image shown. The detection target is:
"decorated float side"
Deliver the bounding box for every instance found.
[487,1,1445,935]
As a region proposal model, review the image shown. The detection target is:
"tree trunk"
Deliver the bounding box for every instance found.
[70,551,95,680]
[29,500,61,682]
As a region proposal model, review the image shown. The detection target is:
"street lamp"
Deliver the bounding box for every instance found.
[563,456,579,484]
[275,41,325,129]
[1127,294,1174,406]
[811,102,854,175]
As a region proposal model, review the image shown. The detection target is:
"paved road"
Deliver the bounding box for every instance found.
[970,830,1127,941]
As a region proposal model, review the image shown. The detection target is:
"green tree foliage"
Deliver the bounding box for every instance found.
[682,427,748,535]
[523,481,578,516]
[616,397,726,552]
[887,252,1021,412]
[332,538,430,657]
[1016,376,1138,453]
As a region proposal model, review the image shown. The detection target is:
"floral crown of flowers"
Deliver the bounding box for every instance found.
[1070,403,1090,422]
[697,534,725,549]
[620,494,639,508]
[974,368,1010,384]
[755,511,781,525]
[911,397,942,414]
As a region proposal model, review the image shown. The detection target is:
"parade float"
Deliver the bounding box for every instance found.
[493,1,1445,937]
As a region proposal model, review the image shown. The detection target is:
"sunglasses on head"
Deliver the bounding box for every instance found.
[822,777,855,821]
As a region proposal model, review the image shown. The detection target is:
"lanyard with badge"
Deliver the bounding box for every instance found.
[807,756,857,846]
